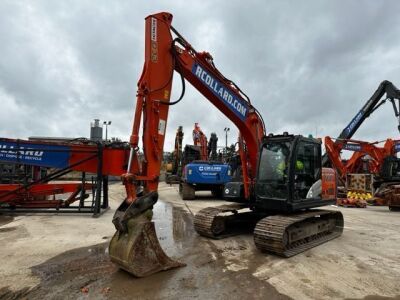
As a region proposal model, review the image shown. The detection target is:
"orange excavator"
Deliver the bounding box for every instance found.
[324,137,399,181]
[109,12,343,277]
[322,80,400,208]
[192,123,208,161]
[325,137,400,209]
[322,80,400,168]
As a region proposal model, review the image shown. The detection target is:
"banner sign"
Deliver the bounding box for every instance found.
[0,141,70,168]
[343,143,362,152]
[192,63,249,121]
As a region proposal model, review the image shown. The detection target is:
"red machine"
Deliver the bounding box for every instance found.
[0,183,93,209]
[0,138,130,214]
[324,137,397,181]
[325,136,400,208]
[192,123,208,161]
[321,80,400,208]
[322,80,400,167]
[108,12,343,277]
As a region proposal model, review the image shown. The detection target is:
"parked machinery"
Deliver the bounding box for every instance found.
[325,137,400,209]
[322,81,400,209]
[324,137,398,181]
[165,126,184,184]
[180,123,231,200]
[192,123,208,160]
[208,132,218,161]
[0,138,129,215]
[322,80,400,167]
[108,12,343,277]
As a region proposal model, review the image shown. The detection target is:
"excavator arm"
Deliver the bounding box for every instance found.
[109,12,265,277]
[322,80,400,166]
[339,80,400,140]
[123,12,264,202]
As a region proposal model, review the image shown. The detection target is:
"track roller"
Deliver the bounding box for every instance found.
[254,210,343,257]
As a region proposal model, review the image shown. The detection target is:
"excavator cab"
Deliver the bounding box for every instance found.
[255,134,334,212]
[380,156,400,181]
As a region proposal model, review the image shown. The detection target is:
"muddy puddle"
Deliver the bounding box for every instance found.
[0,226,17,233]
[0,215,18,234]
[9,200,288,300]
[0,215,14,227]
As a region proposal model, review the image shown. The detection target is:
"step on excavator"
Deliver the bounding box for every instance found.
[109,12,343,277]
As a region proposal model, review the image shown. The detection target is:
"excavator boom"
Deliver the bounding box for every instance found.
[339,81,400,140]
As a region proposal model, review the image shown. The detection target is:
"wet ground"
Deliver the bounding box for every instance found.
[1,183,400,299]
[1,201,287,300]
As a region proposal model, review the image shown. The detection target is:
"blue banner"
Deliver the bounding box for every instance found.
[395,143,400,153]
[345,111,363,135]
[343,143,362,152]
[0,141,70,168]
[192,63,249,121]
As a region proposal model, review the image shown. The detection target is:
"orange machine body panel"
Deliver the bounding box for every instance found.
[324,136,399,181]
[322,167,337,200]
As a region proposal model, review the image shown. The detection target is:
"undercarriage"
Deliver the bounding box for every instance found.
[194,204,344,257]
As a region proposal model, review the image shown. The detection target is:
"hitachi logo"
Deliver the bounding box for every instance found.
[193,64,248,120]
[0,145,43,157]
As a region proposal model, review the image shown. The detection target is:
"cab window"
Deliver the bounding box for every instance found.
[293,142,321,200]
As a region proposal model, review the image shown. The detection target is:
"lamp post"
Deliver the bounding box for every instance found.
[103,121,112,141]
[224,127,230,154]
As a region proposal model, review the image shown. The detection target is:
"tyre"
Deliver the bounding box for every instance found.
[181,182,195,200]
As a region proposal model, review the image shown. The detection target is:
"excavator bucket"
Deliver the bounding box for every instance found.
[109,192,185,277]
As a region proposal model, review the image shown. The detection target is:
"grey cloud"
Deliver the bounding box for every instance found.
[1,0,400,151]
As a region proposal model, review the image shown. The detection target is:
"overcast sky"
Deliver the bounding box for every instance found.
[1,1,400,152]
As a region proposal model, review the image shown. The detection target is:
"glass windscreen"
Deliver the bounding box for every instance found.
[256,141,291,199]
[293,142,321,200]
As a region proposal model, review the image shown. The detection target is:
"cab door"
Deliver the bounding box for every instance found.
[292,140,322,201]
